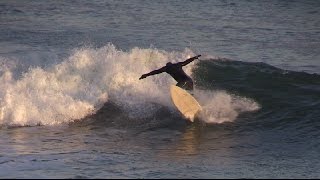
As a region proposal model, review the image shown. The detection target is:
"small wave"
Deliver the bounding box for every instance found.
[0,44,264,127]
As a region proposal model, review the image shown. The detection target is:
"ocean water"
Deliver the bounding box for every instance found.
[0,0,319,178]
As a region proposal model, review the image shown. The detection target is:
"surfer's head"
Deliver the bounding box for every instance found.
[166,62,173,66]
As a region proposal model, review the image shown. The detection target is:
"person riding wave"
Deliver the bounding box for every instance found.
[139,55,201,90]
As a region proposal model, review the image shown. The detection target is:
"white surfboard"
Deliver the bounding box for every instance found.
[170,85,202,122]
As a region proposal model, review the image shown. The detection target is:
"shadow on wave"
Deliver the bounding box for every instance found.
[73,101,191,133]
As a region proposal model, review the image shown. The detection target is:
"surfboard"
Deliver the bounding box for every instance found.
[170,85,202,122]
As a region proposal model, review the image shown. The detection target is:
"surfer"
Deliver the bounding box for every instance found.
[139,55,201,90]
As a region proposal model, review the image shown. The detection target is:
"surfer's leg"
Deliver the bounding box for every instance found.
[185,81,194,91]
[176,81,185,89]
[176,81,193,91]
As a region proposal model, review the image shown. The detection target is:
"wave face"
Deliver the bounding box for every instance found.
[0,44,262,126]
[194,60,320,131]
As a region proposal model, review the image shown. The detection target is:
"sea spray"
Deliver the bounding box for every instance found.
[194,89,260,123]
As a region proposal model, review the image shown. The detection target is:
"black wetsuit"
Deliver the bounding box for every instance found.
[139,55,201,90]
[163,63,193,90]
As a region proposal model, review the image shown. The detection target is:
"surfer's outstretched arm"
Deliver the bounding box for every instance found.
[179,55,201,66]
[139,67,166,80]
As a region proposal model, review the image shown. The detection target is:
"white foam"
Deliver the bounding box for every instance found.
[194,89,260,124]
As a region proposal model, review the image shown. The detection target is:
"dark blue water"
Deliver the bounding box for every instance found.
[0,0,319,178]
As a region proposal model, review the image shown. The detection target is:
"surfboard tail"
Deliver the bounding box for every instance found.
[186,109,202,122]
[184,113,195,122]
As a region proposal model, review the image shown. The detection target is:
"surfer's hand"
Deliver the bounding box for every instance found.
[195,55,201,59]
[139,74,147,80]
